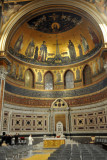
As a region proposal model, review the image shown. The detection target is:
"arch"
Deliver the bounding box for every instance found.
[25,69,34,88]
[51,98,68,108]
[64,70,74,89]
[0,0,106,53]
[83,65,92,85]
[44,71,53,90]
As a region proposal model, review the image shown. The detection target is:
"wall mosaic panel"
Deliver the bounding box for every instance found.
[10,113,49,133]
[71,109,107,132]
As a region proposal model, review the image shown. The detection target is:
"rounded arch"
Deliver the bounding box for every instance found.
[83,64,92,85]
[64,70,74,89]
[0,0,106,53]
[44,71,54,90]
[24,68,34,88]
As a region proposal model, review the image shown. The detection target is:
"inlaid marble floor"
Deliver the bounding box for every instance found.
[22,150,55,160]
[21,139,74,160]
[21,142,56,160]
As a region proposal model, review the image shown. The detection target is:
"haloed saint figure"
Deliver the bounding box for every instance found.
[14,35,23,53]
[80,34,89,54]
[40,41,47,62]
[25,40,35,58]
[68,40,76,60]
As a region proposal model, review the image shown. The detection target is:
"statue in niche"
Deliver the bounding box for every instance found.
[7,65,11,74]
[68,40,76,60]
[56,72,61,82]
[25,40,35,58]
[76,69,80,80]
[88,27,99,46]
[14,35,23,52]
[40,41,47,62]
[93,62,97,75]
[37,71,42,82]
[12,64,16,78]
[19,66,23,80]
[78,44,83,57]
[34,46,39,61]
[80,34,89,54]
[98,58,101,72]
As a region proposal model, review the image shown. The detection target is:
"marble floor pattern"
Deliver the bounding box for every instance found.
[17,139,78,160]
[21,142,56,160]
[21,139,73,160]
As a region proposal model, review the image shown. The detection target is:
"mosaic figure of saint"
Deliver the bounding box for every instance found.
[68,40,76,60]
[25,40,35,58]
[93,62,97,75]
[34,46,39,61]
[80,34,89,54]
[56,72,61,82]
[7,65,11,74]
[19,66,23,80]
[76,69,80,80]
[98,58,101,72]
[37,71,42,82]
[88,27,99,46]
[78,44,83,57]
[12,64,16,78]
[40,41,47,62]
[14,35,23,52]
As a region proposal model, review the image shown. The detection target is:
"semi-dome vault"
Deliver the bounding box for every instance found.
[8,9,102,66]
[0,0,107,62]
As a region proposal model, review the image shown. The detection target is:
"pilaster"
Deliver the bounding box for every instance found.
[0,55,10,134]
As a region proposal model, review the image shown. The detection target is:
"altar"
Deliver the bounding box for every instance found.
[43,138,65,148]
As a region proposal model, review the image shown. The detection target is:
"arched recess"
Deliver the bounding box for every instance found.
[51,98,69,132]
[64,70,74,89]
[25,69,34,88]
[83,65,92,85]
[44,71,53,90]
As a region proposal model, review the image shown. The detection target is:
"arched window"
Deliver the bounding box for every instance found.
[64,70,74,89]
[25,69,34,88]
[45,72,53,90]
[83,65,92,85]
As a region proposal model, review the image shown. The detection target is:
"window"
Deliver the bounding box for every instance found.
[64,70,74,89]
[25,69,34,88]
[44,72,53,90]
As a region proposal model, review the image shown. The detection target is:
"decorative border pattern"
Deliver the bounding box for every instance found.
[5,77,107,98]
[4,87,107,107]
